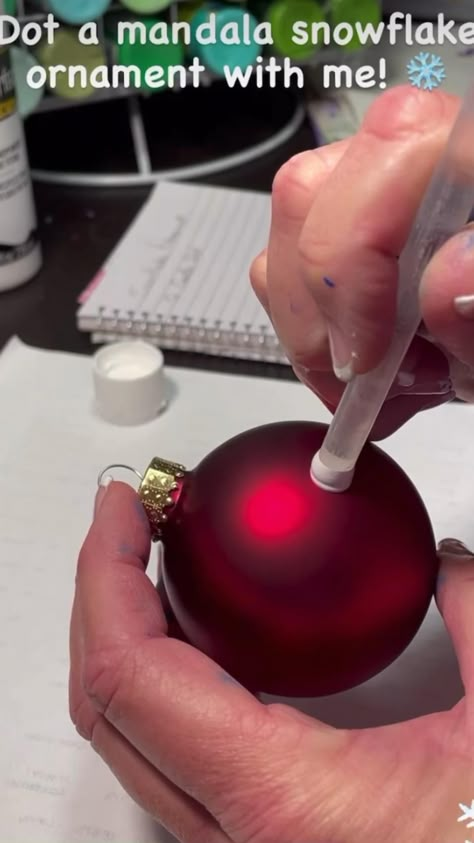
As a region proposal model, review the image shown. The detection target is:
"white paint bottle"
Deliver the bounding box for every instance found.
[0,4,42,292]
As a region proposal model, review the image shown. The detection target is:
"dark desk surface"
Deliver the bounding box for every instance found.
[0,83,314,382]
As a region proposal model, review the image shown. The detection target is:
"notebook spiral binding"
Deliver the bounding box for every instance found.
[81,307,289,364]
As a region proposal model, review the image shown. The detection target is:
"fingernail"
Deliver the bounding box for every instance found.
[94,475,112,517]
[393,371,452,396]
[454,294,474,318]
[327,322,356,383]
[396,369,416,388]
[437,538,474,558]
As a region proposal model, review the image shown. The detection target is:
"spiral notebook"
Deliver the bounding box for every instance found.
[77,181,288,364]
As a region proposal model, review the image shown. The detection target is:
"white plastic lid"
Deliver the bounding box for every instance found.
[310,450,355,493]
[92,340,166,426]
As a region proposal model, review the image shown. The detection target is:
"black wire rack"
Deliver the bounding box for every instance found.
[13,0,349,185]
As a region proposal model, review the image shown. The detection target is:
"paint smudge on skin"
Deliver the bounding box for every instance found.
[289,296,305,315]
[436,571,446,590]
[323,276,336,288]
[219,670,244,688]
[134,497,149,527]
[463,230,474,250]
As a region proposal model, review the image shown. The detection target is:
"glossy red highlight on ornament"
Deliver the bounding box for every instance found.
[159,421,438,698]
[242,477,310,539]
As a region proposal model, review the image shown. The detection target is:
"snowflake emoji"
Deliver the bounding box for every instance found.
[407,52,446,91]
[458,800,474,828]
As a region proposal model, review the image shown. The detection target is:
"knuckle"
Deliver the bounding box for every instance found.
[298,231,397,302]
[361,84,452,142]
[70,694,100,742]
[82,645,132,717]
[140,794,218,843]
[289,337,328,372]
[220,768,309,843]
[272,151,326,223]
[297,232,330,286]
[249,252,266,293]
[212,713,308,831]
[174,816,216,843]
[272,152,307,191]
[250,254,270,313]
[76,542,89,576]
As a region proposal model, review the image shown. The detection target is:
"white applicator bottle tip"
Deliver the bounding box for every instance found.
[310,450,355,493]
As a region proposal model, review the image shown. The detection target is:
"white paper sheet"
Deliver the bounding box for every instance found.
[0,337,470,841]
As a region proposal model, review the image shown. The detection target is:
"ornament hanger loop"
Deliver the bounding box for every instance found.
[97,464,144,488]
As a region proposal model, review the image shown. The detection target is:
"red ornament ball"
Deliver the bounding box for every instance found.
[159,421,438,697]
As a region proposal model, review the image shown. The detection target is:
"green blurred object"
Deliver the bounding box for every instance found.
[189,4,262,76]
[116,17,185,91]
[37,29,107,100]
[267,0,325,60]
[11,46,44,116]
[330,0,382,52]
[178,0,203,22]
[118,0,174,13]
[4,0,16,13]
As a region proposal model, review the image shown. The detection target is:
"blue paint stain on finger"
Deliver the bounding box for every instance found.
[289,295,306,315]
[134,497,150,526]
[436,571,447,590]
[462,229,474,249]
[219,670,244,688]
[323,276,336,288]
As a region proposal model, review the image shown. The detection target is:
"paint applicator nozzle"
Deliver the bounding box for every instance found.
[311,78,474,492]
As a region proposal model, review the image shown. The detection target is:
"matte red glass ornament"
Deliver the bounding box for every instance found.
[141,421,438,697]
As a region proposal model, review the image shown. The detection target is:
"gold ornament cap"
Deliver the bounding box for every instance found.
[138,457,187,541]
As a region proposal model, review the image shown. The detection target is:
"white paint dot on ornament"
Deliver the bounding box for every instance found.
[93,340,167,426]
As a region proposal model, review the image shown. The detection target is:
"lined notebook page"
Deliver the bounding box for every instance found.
[77,181,273,336]
[0,338,470,841]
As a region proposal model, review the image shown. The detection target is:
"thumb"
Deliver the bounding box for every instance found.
[436,538,474,695]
